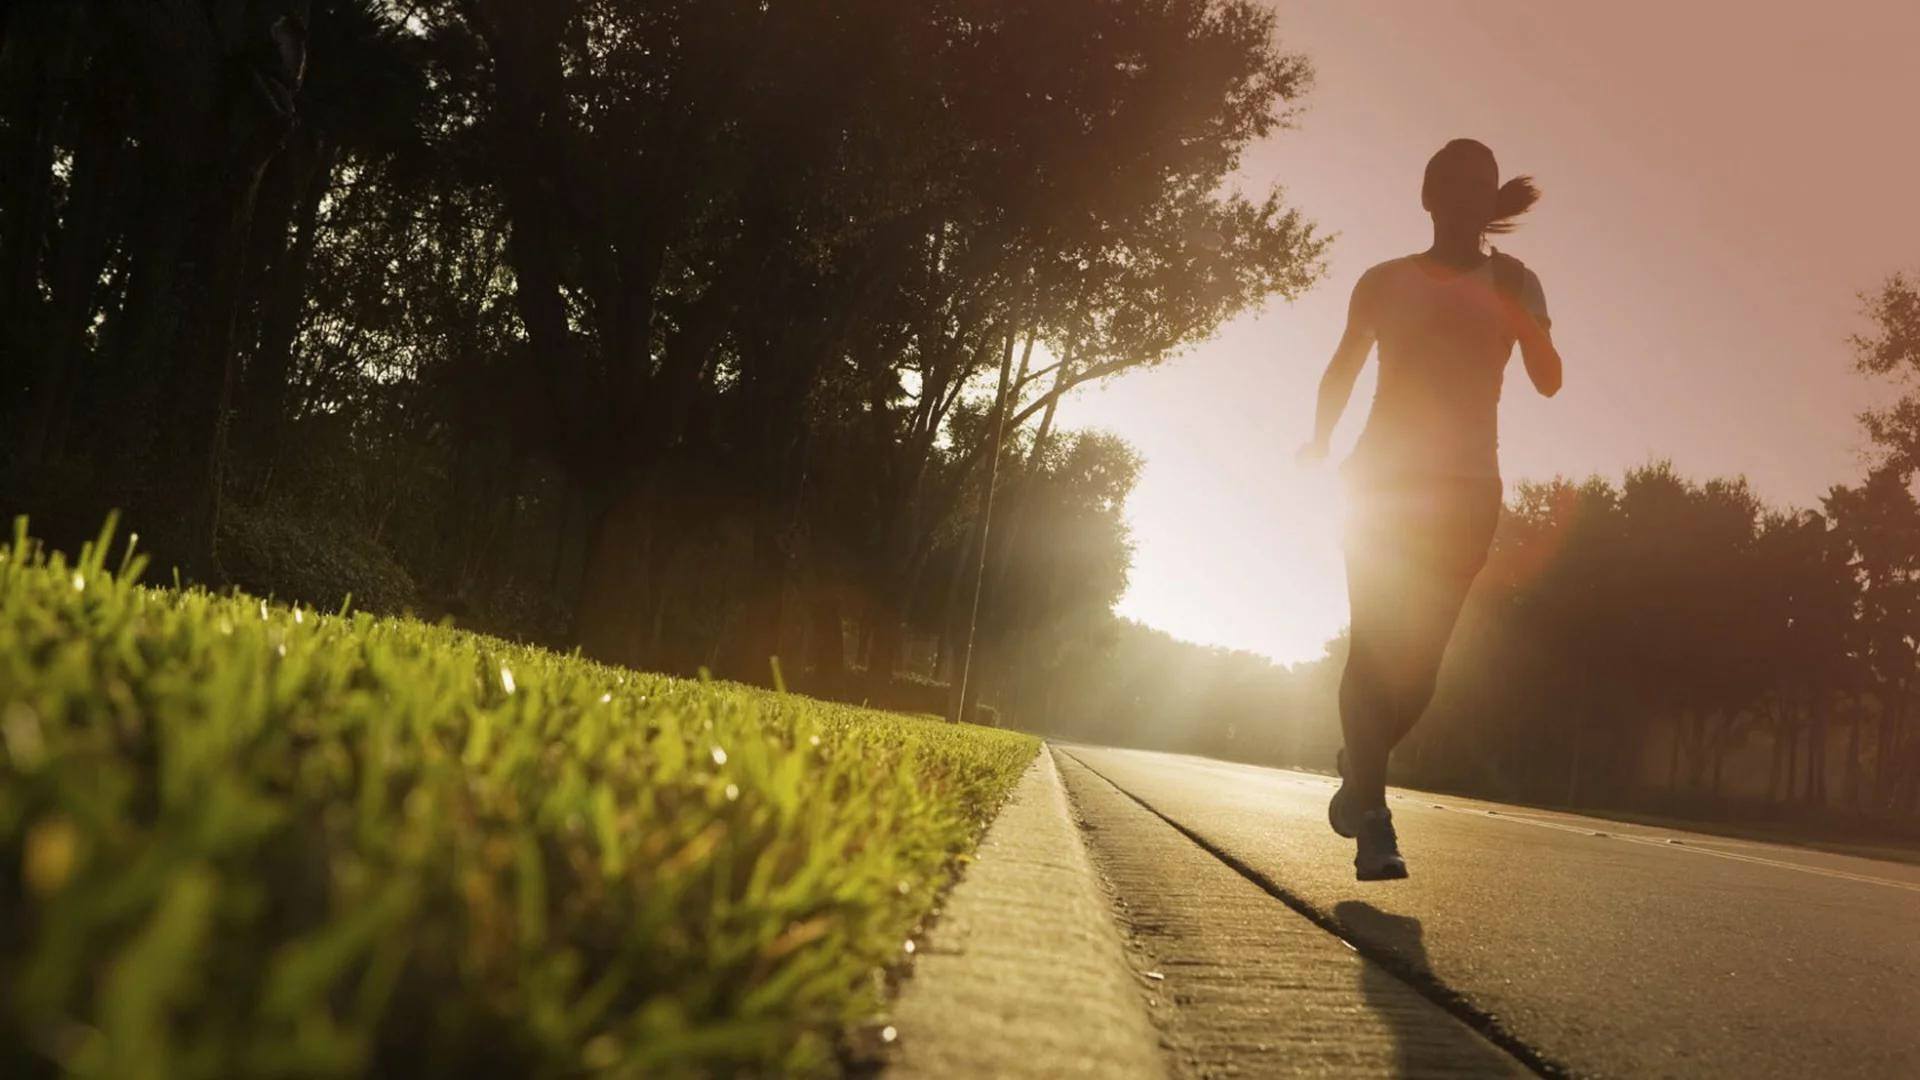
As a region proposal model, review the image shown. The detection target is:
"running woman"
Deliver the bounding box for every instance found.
[1298,138,1564,880]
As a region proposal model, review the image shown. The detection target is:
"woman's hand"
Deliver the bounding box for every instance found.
[1296,439,1330,467]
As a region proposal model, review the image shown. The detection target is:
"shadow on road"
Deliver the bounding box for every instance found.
[1334,900,1465,1078]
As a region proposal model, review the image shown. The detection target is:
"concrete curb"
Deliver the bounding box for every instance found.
[885,745,1166,1079]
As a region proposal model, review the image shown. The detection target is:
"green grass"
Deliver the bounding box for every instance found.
[0,520,1038,1078]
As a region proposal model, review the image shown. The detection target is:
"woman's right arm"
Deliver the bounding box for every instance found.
[1299,270,1379,463]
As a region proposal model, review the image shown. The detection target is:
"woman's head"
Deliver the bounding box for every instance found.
[1422,139,1539,236]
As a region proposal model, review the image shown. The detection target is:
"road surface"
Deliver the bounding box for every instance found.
[1058,745,1920,1079]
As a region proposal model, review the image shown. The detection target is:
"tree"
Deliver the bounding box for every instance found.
[1840,271,1920,810]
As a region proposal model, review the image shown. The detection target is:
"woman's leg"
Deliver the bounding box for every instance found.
[1339,534,1409,812]
[1339,482,1498,809]
[1372,564,1480,752]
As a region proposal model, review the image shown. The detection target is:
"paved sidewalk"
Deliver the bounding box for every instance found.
[1058,750,1524,1078]
[885,747,1167,1079]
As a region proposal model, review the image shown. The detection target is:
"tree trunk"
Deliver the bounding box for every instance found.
[869,611,905,683]
[1709,712,1727,797]
[951,326,1018,725]
[724,510,792,685]
[1877,693,1905,809]
[572,483,658,669]
[936,529,974,689]
[464,1,589,480]
[1565,719,1585,808]
[807,586,846,690]
[17,104,124,469]
[1667,711,1683,792]
[238,132,335,467]
[1806,697,1828,807]
[0,25,58,382]
[1683,710,1709,791]
[1846,701,1865,808]
[103,1,306,576]
[1774,707,1789,799]
[146,144,281,575]
[1896,737,1912,814]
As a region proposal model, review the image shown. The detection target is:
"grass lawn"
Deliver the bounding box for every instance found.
[0,520,1038,1078]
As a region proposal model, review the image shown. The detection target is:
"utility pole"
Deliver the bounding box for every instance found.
[950,327,1017,725]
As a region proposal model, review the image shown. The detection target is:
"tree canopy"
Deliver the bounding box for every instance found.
[0,0,1324,712]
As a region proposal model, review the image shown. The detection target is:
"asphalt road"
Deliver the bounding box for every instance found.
[1060,745,1920,1079]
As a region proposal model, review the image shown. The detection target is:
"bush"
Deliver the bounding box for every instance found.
[800,669,1001,727]
[218,502,420,616]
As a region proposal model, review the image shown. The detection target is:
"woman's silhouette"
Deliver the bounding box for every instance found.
[1299,138,1563,880]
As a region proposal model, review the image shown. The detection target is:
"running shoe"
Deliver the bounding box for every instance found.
[1354,807,1409,881]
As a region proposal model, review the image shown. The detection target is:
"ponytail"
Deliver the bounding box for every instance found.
[1485,175,1541,235]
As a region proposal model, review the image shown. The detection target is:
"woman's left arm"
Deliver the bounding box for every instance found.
[1515,270,1562,398]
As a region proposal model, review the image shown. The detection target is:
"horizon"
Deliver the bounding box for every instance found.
[1062,0,1920,665]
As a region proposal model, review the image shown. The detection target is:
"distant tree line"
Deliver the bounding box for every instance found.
[1042,274,1920,825]
[0,1,1326,713]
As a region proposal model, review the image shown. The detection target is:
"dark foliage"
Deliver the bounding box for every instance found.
[0,0,1324,719]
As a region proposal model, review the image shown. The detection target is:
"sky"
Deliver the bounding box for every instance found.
[1056,0,1920,666]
